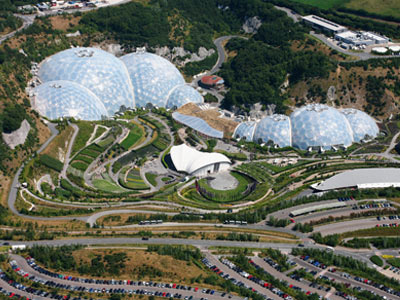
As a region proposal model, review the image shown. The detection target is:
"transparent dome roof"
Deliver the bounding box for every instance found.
[120,52,185,108]
[290,104,353,150]
[341,108,379,142]
[32,80,108,121]
[234,121,256,141]
[38,47,134,115]
[166,85,203,108]
[253,114,292,147]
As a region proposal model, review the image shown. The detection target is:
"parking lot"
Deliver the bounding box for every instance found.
[8,254,242,300]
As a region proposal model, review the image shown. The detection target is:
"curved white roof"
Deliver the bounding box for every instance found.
[170,144,231,175]
[314,168,400,191]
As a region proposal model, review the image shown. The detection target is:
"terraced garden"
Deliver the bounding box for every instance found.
[120,123,144,150]
[92,172,128,193]
[235,163,274,182]
[119,167,149,190]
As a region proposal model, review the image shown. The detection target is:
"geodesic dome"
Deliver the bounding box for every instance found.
[120,52,185,108]
[166,85,203,108]
[290,104,354,150]
[32,80,108,121]
[253,114,291,147]
[341,108,379,142]
[233,121,257,141]
[38,47,134,115]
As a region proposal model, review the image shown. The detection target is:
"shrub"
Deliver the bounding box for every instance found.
[39,154,63,172]
[370,255,384,267]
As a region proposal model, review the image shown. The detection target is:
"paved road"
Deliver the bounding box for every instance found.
[7,122,59,218]
[0,14,36,45]
[203,252,277,299]
[3,237,299,251]
[0,276,48,300]
[60,123,79,179]
[315,217,398,236]
[310,32,400,61]
[251,256,342,300]
[10,254,240,300]
[292,257,400,299]
[274,5,400,61]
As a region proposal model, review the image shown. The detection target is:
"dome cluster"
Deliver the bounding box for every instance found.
[234,104,379,150]
[32,47,203,120]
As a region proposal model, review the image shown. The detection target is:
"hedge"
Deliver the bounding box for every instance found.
[39,154,63,172]
[370,255,384,267]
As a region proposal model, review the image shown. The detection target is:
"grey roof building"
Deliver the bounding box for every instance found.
[312,168,400,191]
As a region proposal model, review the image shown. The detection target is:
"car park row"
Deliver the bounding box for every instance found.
[297,256,400,298]
[5,256,239,300]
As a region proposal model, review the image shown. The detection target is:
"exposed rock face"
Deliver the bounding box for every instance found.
[101,43,124,56]
[154,46,215,66]
[66,31,81,37]
[2,119,31,149]
[242,16,262,34]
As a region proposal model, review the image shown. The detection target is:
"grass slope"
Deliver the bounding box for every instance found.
[289,0,347,9]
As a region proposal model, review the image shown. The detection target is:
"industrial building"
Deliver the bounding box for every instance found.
[335,31,389,46]
[169,144,231,176]
[312,168,400,191]
[302,15,347,34]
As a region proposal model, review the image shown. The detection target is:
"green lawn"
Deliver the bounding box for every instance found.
[197,172,252,203]
[289,0,400,18]
[344,0,400,19]
[120,126,143,150]
[387,257,400,268]
[70,161,89,172]
[71,121,95,156]
[92,179,126,193]
[289,0,347,9]
[145,172,158,187]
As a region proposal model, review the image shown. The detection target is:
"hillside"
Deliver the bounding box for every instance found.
[288,0,400,19]
[0,0,400,207]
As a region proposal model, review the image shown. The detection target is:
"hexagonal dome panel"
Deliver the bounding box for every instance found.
[341,108,379,142]
[32,80,108,120]
[233,121,257,141]
[253,114,292,147]
[120,52,185,108]
[166,85,203,108]
[290,104,353,150]
[38,47,134,115]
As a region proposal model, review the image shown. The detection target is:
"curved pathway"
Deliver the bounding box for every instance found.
[0,14,36,45]
[7,122,58,218]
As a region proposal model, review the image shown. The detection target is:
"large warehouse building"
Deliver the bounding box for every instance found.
[312,168,400,191]
[302,15,347,34]
[170,144,231,176]
[31,47,203,120]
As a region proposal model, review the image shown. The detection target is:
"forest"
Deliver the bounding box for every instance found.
[219,1,334,112]
[79,0,242,52]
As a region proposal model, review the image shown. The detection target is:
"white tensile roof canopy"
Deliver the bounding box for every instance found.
[170,144,231,175]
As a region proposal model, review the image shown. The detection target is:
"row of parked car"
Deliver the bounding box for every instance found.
[375,223,398,227]
[377,215,400,220]
[299,256,399,298]
[263,257,296,273]
[337,197,354,202]
[11,257,229,300]
[217,257,302,300]
[300,256,328,270]
[0,267,85,300]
